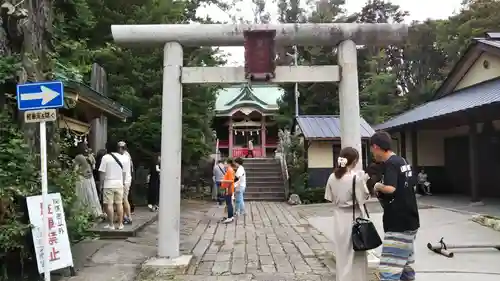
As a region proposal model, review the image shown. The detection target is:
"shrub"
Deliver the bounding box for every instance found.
[279,130,308,194]
[296,187,328,204]
[0,109,93,279]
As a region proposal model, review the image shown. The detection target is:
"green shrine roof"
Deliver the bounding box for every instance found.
[215,84,284,115]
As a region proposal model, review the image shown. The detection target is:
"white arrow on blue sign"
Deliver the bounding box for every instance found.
[17,81,64,111]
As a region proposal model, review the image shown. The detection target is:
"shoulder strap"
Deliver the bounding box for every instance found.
[109,153,123,170]
[85,156,93,167]
[218,166,225,174]
[352,175,370,221]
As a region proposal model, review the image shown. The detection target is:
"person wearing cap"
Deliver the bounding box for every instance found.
[118,141,134,224]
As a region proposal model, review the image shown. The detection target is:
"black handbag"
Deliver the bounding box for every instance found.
[351,175,382,251]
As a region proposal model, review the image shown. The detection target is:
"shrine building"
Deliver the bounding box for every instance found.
[213,84,283,158]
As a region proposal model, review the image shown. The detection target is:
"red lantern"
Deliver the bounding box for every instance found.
[244,30,276,82]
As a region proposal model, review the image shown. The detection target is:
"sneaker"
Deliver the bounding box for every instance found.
[222,217,234,224]
[103,224,114,230]
[148,204,154,211]
[123,217,132,225]
[117,224,124,230]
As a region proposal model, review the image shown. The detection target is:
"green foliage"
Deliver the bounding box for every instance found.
[0,0,227,278]
[273,0,455,128]
[281,132,307,193]
[79,0,225,180]
[0,108,93,278]
[296,187,328,205]
[0,111,38,258]
[0,55,22,84]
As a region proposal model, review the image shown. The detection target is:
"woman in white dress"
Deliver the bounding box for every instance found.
[324,147,370,281]
[74,143,104,218]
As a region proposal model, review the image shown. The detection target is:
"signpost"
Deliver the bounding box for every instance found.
[17,81,64,281]
[26,193,74,274]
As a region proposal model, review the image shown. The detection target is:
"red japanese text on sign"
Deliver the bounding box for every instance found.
[49,247,60,261]
[40,202,53,216]
[48,217,55,230]
[49,231,58,245]
[27,193,74,274]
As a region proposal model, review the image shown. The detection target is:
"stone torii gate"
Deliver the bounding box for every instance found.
[111,23,407,267]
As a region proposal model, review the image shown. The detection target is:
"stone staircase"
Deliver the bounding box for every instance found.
[243,158,286,201]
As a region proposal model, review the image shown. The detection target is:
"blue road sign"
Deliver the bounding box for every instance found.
[17,81,64,111]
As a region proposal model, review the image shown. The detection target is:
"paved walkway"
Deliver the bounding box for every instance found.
[63,201,336,281]
[61,196,500,281]
[300,199,500,281]
[418,195,500,217]
[178,201,336,280]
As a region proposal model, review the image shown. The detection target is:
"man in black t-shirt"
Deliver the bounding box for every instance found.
[370,131,420,281]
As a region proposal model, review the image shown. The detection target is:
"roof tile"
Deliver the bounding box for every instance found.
[374,78,500,130]
[296,115,374,139]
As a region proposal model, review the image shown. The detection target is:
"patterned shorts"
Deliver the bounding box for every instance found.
[378,230,418,281]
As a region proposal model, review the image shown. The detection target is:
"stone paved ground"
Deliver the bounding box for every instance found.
[63,200,337,281]
[190,202,335,280]
[137,201,337,280]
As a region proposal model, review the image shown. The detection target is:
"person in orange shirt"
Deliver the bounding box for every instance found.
[220,159,235,223]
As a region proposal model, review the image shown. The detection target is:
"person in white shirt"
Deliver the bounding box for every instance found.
[99,142,126,230]
[417,169,432,195]
[118,141,134,224]
[246,139,254,158]
[233,157,246,215]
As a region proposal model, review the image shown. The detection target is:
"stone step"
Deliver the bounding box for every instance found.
[240,159,285,202]
[241,158,279,162]
[246,187,284,193]
[245,167,282,173]
[245,191,285,200]
[247,179,282,184]
[247,175,283,182]
[246,170,282,176]
[245,197,284,201]
[88,207,158,239]
[244,161,280,166]
[246,180,284,186]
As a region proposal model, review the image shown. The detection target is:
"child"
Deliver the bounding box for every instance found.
[220,159,235,223]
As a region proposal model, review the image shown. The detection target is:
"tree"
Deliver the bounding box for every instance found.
[0,1,97,277]
[275,0,347,128]
[437,0,500,66]
[81,0,226,185]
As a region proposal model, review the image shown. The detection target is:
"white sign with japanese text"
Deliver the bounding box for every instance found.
[26,192,74,273]
[24,109,57,123]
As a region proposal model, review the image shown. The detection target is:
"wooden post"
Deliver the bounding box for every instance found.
[229,119,233,157]
[411,129,418,169]
[261,117,266,157]
[400,131,407,159]
[469,120,480,203]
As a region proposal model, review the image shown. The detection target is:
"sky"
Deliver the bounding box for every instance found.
[197,0,464,65]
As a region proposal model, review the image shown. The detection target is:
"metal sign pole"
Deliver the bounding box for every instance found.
[40,121,50,281]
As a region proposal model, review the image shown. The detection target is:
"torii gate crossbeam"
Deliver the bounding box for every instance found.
[111,23,408,268]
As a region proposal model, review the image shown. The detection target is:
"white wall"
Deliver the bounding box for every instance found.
[392,121,500,166]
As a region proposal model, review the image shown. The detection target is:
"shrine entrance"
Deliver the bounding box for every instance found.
[111,23,408,262]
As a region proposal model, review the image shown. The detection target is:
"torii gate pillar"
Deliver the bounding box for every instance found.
[111,23,408,264]
[338,40,362,163]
